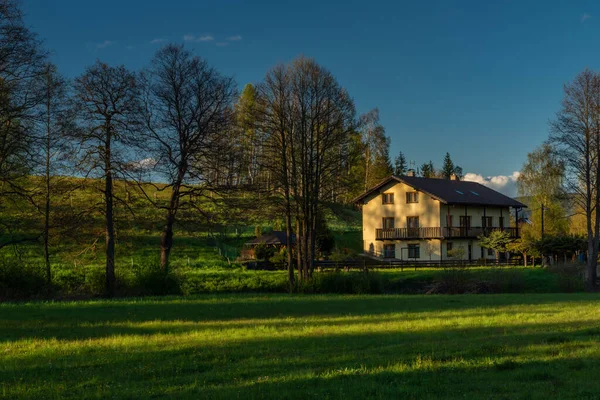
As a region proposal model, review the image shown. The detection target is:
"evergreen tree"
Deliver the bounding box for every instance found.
[442,152,455,179]
[394,151,407,176]
[420,160,435,178]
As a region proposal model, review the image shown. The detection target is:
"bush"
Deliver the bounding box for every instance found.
[473,268,526,294]
[0,258,46,298]
[428,266,469,294]
[254,243,276,261]
[546,262,586,292]
[298,271,383,294]
[180,272,288,295]
[131,262,181,295]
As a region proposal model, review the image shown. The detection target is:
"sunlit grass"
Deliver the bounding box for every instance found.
[1,293,599,399]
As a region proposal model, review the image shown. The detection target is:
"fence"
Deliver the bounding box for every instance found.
[314,257,523,271]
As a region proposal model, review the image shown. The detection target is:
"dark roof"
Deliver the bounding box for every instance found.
[245,231,294,246]
[353,175,527,208]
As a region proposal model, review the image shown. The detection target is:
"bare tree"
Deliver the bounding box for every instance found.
[258,57,357,282]
[256,64,295,288]
[31,63,72,285]
[0,0,46,199]
[71,61,141,296]
[139,44,236,270]
[550,69,600,291]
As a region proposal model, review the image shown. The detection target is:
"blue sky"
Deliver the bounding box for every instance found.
[21,0,600,195]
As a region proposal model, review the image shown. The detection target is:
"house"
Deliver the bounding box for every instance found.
[353,173,527,261]
[241,231,295,260]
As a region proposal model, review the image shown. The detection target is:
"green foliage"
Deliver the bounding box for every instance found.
[0,258,46,298]
[298,271,383,294]
[447,245,465,260]
[479,231,513,259]
[533,235,586,258]
[517,143,568,238]
[254,243,276,261]
[420,160,435,178]
[269,247,288,265]
[131,262,181,296]
[394,151,407,176]
[546,262,586,292]
[254,225,262,238]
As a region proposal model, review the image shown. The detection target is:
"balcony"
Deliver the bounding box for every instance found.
[375,227,519,241]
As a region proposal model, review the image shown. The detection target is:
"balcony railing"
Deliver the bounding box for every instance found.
[375,227,518,240]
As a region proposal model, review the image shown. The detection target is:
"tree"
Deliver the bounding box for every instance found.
[479,230,513,263]
[33,63,72,285]
[361,108,392,189]
[0,0,46,201]
[140,44,236,271]
[517,143,568,239]
[420,160,435,178]
[257,56,357,282]
[234,83,262,186]
[72,61,141,296]
[441,152,463,179]
[394,151,407,176]
[549,69,600,291]
[507,237,537,267]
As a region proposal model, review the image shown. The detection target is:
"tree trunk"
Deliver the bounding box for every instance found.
[160,171,183,272]
[160,210,175,272]
[43,81,51,286]
[104,135,116,297]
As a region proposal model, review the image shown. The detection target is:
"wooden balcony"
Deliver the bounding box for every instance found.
[375,227,519,240]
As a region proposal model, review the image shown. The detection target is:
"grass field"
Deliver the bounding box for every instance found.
[2,293,600,399]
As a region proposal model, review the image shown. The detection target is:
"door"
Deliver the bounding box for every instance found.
[407,216,419,237]
[383,244,395,259]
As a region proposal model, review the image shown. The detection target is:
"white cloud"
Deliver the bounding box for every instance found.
[183,34,214,42]
[581,13,592,23]
[463,171,521,197]
[150,38,166,44]
[228,35,242,41]
[96,40,114,49]
[131,158,157,170]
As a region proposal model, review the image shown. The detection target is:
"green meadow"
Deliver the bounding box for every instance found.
[1,293,599,399]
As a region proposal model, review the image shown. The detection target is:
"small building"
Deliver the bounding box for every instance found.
[242,231,294,260]
[353,174,527,261]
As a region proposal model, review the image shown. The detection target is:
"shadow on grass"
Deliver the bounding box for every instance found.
[1,293,599,341]
[1,324,599,399]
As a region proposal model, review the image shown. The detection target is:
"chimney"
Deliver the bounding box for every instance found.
[406,169,415,177]
[450,173,459,181]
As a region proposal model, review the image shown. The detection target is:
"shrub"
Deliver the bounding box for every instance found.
[269,247,288,267]
[473,268,526,294]
[131,262,181,295]
[0,258,46,298]
[546,262,585,292]
[428,266,469,294]
[254,243,276,261]
[298,271,383,294]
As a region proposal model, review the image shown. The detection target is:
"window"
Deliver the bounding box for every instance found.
[382,217,395,229]
[482,216,492,228]
[488,248,494,256]
[383,244,395,258]
[470,191,480,196]
[455,190,464,195]
[447,242,453,252]
[382,193,394,204]
[407,216,419,228]
[499,217,505,229]
[459,216,471,229]
[406,192,419,203]
[408,244,420,259]
[446,215,453,227]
